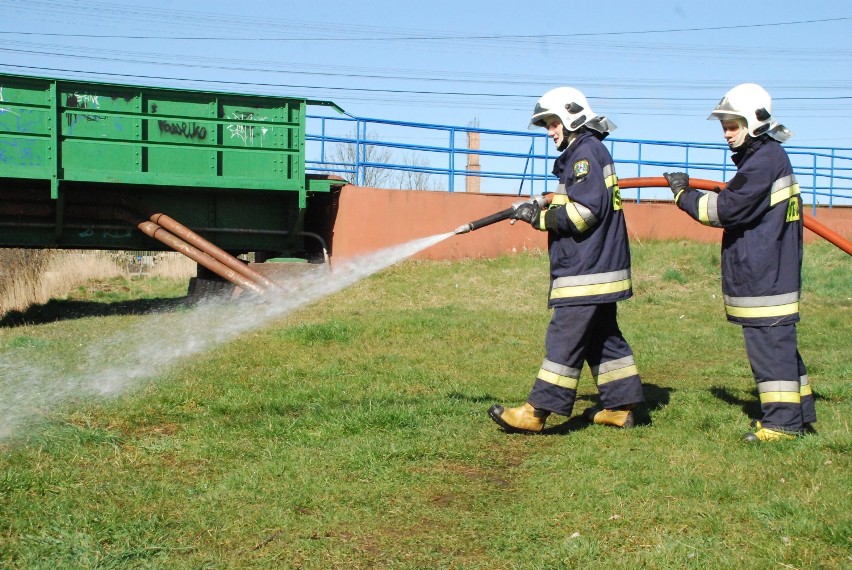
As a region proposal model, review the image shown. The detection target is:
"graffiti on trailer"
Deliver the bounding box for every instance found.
[226,111,270,147]
[0,91,42,136]
[67,93,100,109]
[0,139,43,167]
[157,120,208,140]
[0,85,15,120]
[77,228,133,239]
[66,92,107,126]
[103,229,133,239]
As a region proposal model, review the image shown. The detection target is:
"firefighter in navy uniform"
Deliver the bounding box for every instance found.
[488,87,644,434]
[664,83,816,442]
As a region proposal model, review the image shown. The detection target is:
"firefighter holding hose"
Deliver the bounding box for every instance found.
[664,83,816,442]
[488,87,645,434]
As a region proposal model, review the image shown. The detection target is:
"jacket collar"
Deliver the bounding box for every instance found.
[732,134,771,166]
[553,130,596,175]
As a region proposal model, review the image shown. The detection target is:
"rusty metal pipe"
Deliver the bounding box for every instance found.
[149,213,277,290]
[136,221,266,296]
[619,177,852,256]
[66,203,273,294]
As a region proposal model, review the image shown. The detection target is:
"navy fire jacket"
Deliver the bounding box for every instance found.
[542,130,633,307]
[674,136,803,326]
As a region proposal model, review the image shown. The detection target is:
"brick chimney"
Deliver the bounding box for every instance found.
[466,122,481,194]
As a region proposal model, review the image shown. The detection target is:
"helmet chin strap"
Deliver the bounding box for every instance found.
[731,121,749,149]
[731,137,752,151]
[557,127,576,151]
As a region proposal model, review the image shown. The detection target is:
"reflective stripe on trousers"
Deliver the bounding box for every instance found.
[742,325,809,432]
[527,303,643,416]
[725,291,800,321]
[551,269,632,301]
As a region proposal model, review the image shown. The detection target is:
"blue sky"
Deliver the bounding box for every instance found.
[1,0,850,147]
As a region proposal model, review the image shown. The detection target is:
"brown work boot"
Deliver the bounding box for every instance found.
[583,405,635,428]
[488,403,549,434]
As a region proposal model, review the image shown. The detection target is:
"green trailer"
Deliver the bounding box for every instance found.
[0,72,345,294]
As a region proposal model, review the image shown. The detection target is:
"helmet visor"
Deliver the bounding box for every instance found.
[707,95,744,121]
[529,109,558,130]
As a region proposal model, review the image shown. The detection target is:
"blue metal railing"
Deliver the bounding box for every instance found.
[306,113,852,209]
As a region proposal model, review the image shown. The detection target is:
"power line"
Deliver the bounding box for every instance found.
[0,16,848,41]
[3,64,851,104]
[4,44,847,97]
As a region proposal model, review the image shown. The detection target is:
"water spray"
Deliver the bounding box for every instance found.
[0,231,455,442]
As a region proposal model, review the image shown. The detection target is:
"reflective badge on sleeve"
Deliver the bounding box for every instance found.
[786,198,800,222]
[612,185,623,211]
[573,160,590,179]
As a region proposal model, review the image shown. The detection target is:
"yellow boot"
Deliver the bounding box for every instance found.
[751,419,814,435]
[744,427,799,442]
[488,403,549,434]
[583,405,635,428]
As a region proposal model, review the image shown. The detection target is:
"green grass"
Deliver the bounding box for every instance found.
[0,241,850,569]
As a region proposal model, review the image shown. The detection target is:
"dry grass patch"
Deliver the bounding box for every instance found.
[0,249,196,315]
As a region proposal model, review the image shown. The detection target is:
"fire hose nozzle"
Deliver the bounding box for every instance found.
[454,206,517,235]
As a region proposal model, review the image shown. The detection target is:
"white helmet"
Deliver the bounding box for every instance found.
[708,83,792,143]
[529,87,616,134]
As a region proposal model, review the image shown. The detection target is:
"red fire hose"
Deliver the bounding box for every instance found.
[619,177,852,256]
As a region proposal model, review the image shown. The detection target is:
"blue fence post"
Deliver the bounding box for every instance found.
[318,117,326,162]
[517,139,534,197]
[812,153,818,215]
[448,127,456,192]
[544,137,550,194]
[530,137,535,196]
[830,149,836,208]
[636,142,642,204]
[355,119,364,186]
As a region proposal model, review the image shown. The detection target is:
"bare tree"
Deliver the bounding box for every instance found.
[328,130,394,188]
[390,151,443,191]
[326,131,443,190]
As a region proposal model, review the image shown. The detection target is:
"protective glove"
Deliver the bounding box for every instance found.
[510,195,548,225]
[663,172,689,197]
[529,194,550,209]
[510,202,541,226]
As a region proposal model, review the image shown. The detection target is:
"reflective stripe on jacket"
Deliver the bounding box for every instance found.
[674,137,803,325]
[546,131,632,307]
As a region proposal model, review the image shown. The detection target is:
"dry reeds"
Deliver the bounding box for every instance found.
[0,249,196,315]
[146,252,197,279]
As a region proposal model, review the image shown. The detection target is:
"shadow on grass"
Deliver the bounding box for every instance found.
[0,297,189,328]
[541,415,591,435]
[710,384,824,419]
[635,383,674,426]
[478,383,674,435]
[579,383,673,428]
[710,385,762,419]
[483,415,591,437]
[447,392,496,404]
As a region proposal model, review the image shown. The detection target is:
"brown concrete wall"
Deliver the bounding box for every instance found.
[329,185,546,260]
[330,184,852,260]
